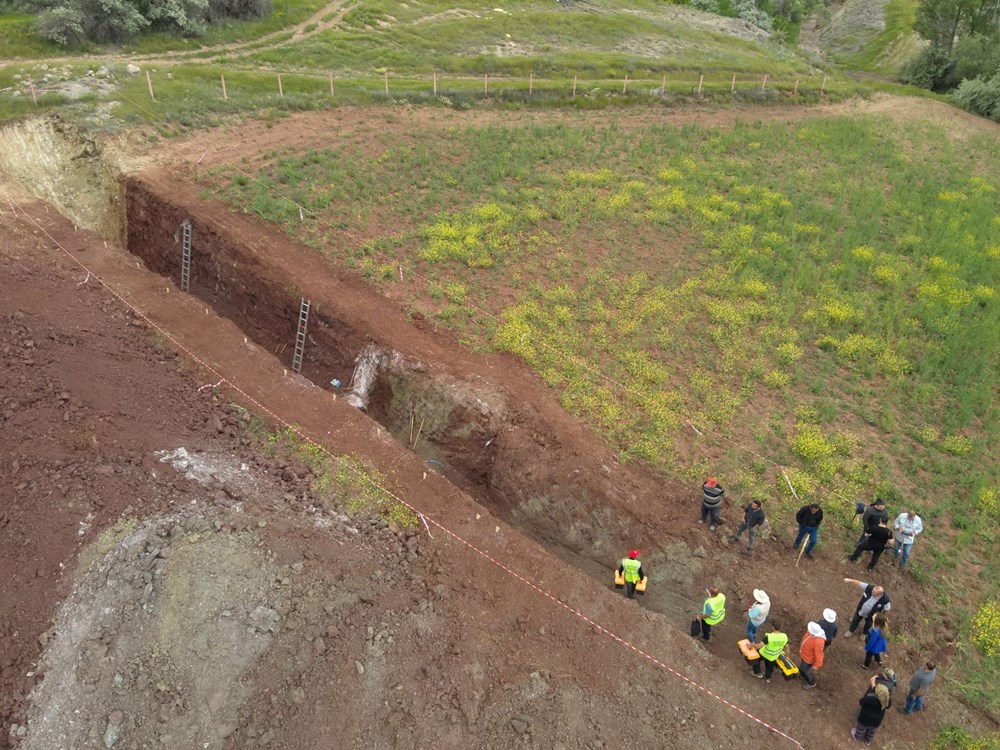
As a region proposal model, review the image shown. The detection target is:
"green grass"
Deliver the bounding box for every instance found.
[836,0,919,72]
[0,12,71,58]
[246,0,812,77]
[199,114,1000,640]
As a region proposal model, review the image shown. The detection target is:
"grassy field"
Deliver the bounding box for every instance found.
[198,111,1000,716]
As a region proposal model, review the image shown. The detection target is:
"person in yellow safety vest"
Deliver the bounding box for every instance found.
[752,621,789,684]
[617,550,645,599]
[698,587,726,641]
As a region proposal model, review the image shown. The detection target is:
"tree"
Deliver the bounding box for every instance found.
[914,0,1000,53]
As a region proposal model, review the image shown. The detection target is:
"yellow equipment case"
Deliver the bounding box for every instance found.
[614,571,648,595]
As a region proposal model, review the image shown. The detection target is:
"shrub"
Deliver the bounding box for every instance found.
[34,5,85,45]
[900,45,957,91]
[207,0,270,22]
[952,74,1000,122]
[972,600,1000,658]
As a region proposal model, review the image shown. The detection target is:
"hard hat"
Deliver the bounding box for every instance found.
[705,477,718,487]
[629,549,640,559]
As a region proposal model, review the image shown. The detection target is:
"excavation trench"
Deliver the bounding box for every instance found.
[120,173,700,608]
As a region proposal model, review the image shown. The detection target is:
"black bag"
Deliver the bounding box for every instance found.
[691,619,701,637]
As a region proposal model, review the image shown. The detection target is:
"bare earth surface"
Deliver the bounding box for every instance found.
[2,99,998,750]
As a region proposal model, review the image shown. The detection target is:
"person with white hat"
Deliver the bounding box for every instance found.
[799,621,827,689]
[819,608,839,647]
[746,589,770,643]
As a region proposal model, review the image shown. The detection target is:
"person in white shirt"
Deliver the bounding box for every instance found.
[893,511,924,569]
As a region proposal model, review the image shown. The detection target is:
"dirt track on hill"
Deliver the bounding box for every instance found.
[2,101,998,749]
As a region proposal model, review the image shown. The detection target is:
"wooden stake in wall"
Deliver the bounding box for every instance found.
[220,74,228,100]
[146,70,155,101]
[761,74,768,92]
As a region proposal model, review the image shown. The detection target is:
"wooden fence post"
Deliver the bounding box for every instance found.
[572,74,577,97]
[698,75,703,97]
[146,70,155,101]
[220,74,228,101]
[384,71,389,95]
[433,72,437,95]
[761,74,767,92]
[529,73,533,98]
[821,74,827,93]
[484,73,488,96]
[731,75,736,93]
[623,74,629,94]
[28,75,37,106]
[661,74,666,96]
[278,74,283,97]
[329,72,334,96]
[794,78,799,95]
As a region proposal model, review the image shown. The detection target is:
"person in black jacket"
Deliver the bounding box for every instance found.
[843,579,891,637]
[857,498,889,545]
[732,500,765,555]
[849,518,893,571]
[852,674,891,744]
[699,477,725,530]
[793,503,824,559]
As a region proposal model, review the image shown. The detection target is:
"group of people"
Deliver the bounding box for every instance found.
[612,480,935,746]
[688,578,936,744]
[700,478,925,570]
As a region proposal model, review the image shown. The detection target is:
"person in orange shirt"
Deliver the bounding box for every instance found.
[799,621,826,690]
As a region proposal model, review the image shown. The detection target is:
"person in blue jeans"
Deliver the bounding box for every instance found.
[793,503,824,559]
[899,661,936,714]
[746,589,770,642]
[892,510,923,569]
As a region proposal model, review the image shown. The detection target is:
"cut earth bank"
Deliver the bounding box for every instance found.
[2,102,995,750]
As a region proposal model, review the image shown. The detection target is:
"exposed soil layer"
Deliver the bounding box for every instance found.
[122,172,690,593]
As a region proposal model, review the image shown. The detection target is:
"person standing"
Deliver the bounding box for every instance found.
[732,500,766,555]
[699,587,726,641]
[699,477,725,530]
[843,579,891,637]
[793,503,824,559]
[863,614,888,668]
[751,621,788,684]
[819,608,839,647]
[617,549,644,600]
[849,518,893,571]
[858,498,889,545]
[746,589,770,643]
[799,621,826,689]
[852,675,891,745]
[893,510,924,569]
[899,661,937,714]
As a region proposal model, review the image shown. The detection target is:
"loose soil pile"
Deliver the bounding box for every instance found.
[2,103,998,750]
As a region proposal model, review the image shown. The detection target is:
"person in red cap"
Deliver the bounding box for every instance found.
[700,477,725,530]
[618,550,645,599]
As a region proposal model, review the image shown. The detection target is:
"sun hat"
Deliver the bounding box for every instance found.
[823,608,837,623]
[807,621,825,638]
[753,589,769,604]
